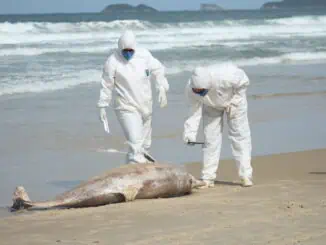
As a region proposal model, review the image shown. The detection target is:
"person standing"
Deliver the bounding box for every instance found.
[97,30,169,164]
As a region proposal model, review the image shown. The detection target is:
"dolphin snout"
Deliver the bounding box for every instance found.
[191,176,206,189]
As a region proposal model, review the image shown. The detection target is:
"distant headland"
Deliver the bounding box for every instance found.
[261,0,326,9]
[101,4,158,13]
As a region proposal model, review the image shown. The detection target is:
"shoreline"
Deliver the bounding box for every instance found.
[0,148,325,244]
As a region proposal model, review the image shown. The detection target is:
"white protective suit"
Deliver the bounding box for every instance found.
[183,62,253,181]
[97,30,169,164]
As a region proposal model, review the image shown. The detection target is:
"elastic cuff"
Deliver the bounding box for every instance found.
[97,103,109,108]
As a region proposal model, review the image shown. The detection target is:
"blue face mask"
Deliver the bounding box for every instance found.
[192,88,209,97]
[122,49,135,61]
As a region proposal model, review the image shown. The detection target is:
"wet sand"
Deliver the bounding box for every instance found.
[0,148,325,245]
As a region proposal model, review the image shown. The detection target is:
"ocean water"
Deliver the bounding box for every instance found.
[1,9,326,96]
[1,9,326,216]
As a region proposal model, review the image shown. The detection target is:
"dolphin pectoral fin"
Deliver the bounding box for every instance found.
[121,186,139,202]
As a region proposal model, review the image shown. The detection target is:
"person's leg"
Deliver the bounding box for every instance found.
[142,114,152,153]
[141,114,155,163]
[227,96,253,186]
[115,110,147,164]
[201,106,224,187]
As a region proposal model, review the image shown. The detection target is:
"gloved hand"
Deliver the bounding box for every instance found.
[225,103,236,119]
[99,108,110,134]
[158,87,167,108]
[225,105,231,115]
[183,134,196,146]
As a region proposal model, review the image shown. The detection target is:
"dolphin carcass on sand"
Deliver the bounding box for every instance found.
[11,163,205,212]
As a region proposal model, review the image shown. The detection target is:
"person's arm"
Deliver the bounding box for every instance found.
[225,65,249,118]
[97,56,116,134]
[229,65,250,106]
[97,57,116,108]
[147,51,169,107]
[147,51,169,91]
[183,82,203,143]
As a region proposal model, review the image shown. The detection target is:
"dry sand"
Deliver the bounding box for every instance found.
[0,149,325,245]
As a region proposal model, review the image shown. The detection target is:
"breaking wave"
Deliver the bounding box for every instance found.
[166,52,326,74]
[1,15,326,46]
[0,69,99,96]
[1,14,326,97]
[1,15,326,34]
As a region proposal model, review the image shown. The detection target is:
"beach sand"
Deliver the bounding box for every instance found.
[0,148,325,245]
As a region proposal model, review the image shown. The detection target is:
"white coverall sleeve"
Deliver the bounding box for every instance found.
[97,57,116,108]
[147,51,169,92]
[183,83,203,142]
[229,66,250,106]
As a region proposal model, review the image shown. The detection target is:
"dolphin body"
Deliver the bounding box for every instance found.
[11,163,205,211]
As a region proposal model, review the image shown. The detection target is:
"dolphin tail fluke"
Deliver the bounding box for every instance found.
[11,186,33,211]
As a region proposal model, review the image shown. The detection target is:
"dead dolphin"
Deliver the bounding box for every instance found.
[11,163,205,211]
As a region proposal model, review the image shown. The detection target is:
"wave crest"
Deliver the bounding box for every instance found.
[1,15,326,34]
